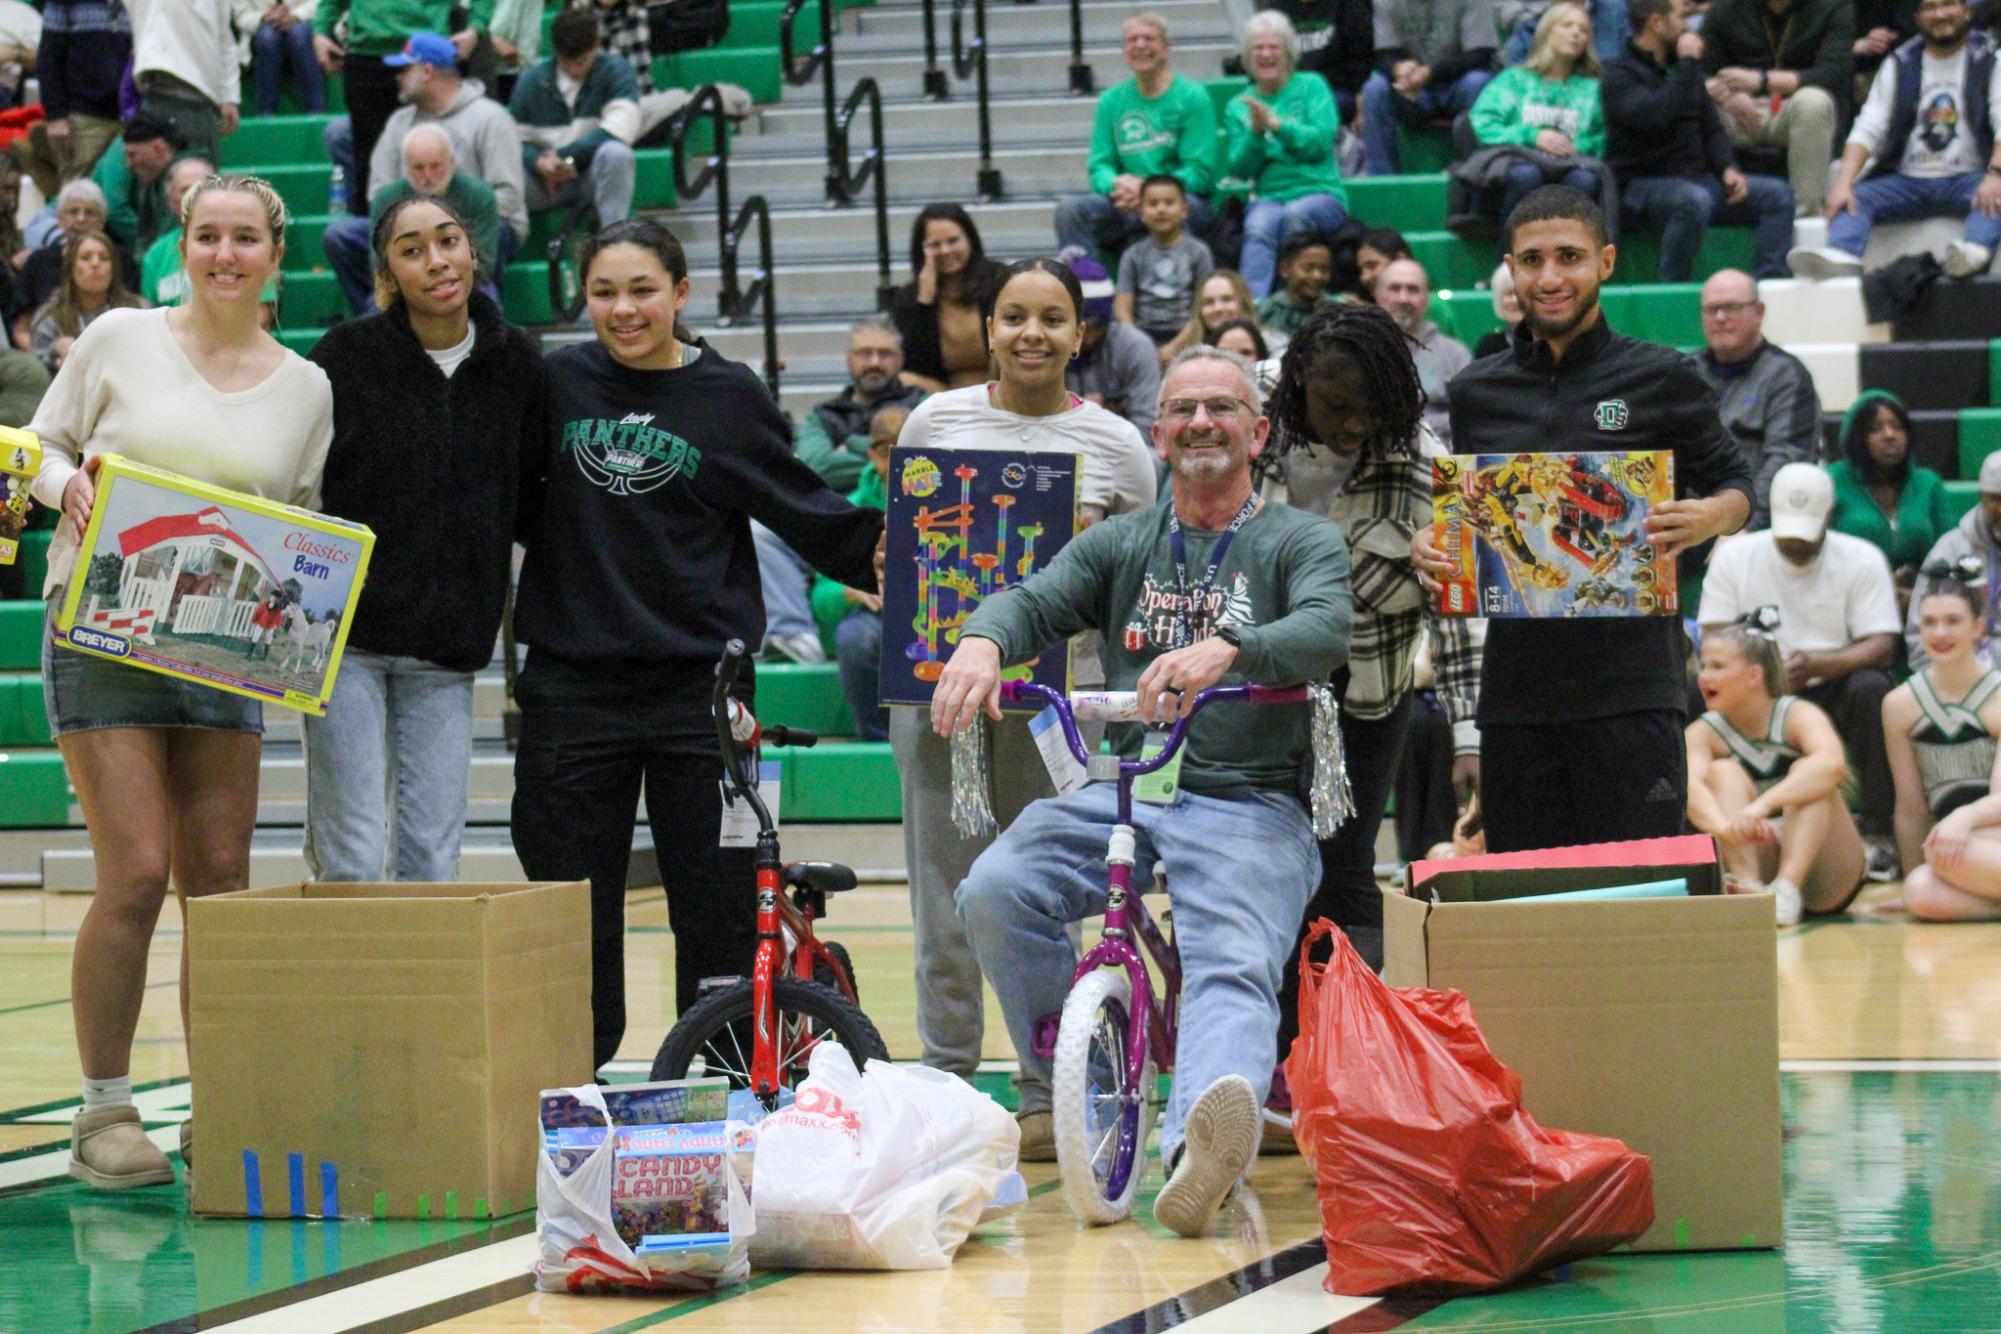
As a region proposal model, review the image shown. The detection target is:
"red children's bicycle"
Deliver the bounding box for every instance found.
[648,640,889,1108]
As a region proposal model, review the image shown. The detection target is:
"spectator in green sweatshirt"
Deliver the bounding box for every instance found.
[1467,3,1609,233]
[1224,10,1349,298]
[1054,11,1219,265]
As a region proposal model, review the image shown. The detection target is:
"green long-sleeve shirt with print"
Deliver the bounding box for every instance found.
[962,498,1353,795]
[1087,76,1219,198]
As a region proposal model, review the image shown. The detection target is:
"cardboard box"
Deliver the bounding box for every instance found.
[0,425,38,566]
[1390,835,1780,1253]
[188,881,592,1220]
[53,454,375,715]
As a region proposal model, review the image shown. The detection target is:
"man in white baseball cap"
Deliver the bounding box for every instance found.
[1908,451,2001,671]
[1700,462,1904,878]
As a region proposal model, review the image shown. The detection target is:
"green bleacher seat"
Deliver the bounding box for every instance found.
[654,49,782,105]
[1598,284,1705,348]
[783,742,899,820]
[634,149,679,211]
[221,114,338,169]
[1960,408,2001,482]
[1431,288,1503,345]
[1990,339,2001,411]
[1345,174,1448,235]
[260,161,333,216]
[285,212,336,272]
[277,328,324,357]
[274,74,345,116]
[1611,229,1758,285]
[278,269,346,328]
[0,673,51,746]
[721,1,789,48]
[0,600,42,670]
[1205,76,1249,125]
[1394,124,1454,176]
[0,749,70,827]
[1944,479,1982,523]
[1403,228,1494,291]
[501,262,557,325]
[757,662,857,737]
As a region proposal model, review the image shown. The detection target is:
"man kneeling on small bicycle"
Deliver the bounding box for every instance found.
[932,345,1354,1237]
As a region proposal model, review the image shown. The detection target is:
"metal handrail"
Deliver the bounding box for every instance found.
[948,0,1003,200]
[721,196,781,397]
[543,193,599,324]
[1067,0,1093,95]
[828,77,894,309]
[782,0,841,204]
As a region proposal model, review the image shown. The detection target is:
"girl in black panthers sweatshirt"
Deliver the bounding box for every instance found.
[514,218,885,1070]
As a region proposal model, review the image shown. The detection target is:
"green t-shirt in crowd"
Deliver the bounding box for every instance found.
[1257,289,1338,335]
[1088,75,1219,198]
[962,497,1353,795]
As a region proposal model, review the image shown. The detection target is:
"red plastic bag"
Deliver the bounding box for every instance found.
[1285,921,1655,1297]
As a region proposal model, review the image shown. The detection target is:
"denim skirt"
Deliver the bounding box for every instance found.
[42,602,263,738]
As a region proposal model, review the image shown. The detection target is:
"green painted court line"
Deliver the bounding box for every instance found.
[0,978,174,1018]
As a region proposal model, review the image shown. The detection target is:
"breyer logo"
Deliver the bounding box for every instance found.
[68,626,130,656]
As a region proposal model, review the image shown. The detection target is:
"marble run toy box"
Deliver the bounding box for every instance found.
[0,425,37,566]
[52,455,375,715]
[1432,450,1677,618]
[881,445,1078,709]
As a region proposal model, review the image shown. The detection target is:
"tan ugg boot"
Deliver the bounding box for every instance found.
[69,1106,174,1190]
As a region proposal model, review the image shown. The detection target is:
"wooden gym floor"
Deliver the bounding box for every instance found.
[2,881,1999,1333]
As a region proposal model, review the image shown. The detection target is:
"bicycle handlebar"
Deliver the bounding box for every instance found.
[998,679,1308,772]
[712,640,821,837]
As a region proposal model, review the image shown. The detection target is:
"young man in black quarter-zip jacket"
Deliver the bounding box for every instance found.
[1414,185,1754,854]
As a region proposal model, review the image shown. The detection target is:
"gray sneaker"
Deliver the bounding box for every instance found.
[763,632,828,664]
[1787,245,1864,281]
[1153,1075,1259,1238]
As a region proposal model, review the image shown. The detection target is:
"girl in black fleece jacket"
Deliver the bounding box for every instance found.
[513,219,885,1071]
[305,194,544,885]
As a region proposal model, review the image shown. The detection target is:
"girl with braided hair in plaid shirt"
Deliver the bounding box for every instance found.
[1255,303,1483,1123]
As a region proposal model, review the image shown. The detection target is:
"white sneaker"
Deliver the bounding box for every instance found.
[1153,1075,1259,1238]
[1787,245,1864,281]
[1770,878,1803,928]
[762,632,827,665]
[1943,240,1993,279]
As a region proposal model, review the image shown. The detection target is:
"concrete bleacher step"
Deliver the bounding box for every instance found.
[848,0,1227,47]
[730,143,1089,209]
[744,93,1115,155]
[774,40,1234,104]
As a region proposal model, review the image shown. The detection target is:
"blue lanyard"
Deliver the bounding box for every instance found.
[1167,493,1259,648]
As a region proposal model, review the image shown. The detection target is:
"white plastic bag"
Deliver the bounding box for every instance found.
[750,1043,1020,1270]
[533,1084,754,1294]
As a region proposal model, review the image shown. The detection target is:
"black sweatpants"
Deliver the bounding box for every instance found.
[511,650,757,1071]
[1801,670,1894,839]
[342,54,404,215]
[1275,690,1411,1066]
[1480,709,1687,855]
[1393,688,1458,863]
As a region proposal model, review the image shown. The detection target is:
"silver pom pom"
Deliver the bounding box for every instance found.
[1308,683,1354,839]
[950,719,997,839]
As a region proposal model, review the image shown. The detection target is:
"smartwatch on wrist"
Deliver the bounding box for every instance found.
[1216,625,1244,649]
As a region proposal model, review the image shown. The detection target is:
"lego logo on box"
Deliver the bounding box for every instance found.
[53,455,375,716]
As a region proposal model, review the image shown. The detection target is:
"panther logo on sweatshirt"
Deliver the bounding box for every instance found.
[561,412,703,495]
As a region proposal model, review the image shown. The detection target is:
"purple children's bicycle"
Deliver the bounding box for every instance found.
[995,677,1306,1225]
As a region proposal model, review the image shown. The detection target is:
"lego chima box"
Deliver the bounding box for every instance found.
[1433,450,1678,619]
[53,455,375,714]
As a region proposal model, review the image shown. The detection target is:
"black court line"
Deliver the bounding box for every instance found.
[1088,1238,1445,1334]
[127,1215,539,1334]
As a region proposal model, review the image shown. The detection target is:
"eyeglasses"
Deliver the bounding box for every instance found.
[1700,301,1758,320]
[1160,397,1251,420]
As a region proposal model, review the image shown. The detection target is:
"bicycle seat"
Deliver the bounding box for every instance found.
[782,861,858,895]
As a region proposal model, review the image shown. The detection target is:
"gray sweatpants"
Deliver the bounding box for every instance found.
[890,706,1067,1092]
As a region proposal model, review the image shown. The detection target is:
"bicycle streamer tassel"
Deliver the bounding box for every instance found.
[1309,682,1355,838]
[950,719,998,839]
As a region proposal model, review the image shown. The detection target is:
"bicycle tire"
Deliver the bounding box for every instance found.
[1052,967,1156,1226]
[649,976,890,1088]
[812,940,860,1004]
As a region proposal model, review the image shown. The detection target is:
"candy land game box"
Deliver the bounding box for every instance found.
[1431,450,1677,619]
[880,445,1079,709]
[53,455,375,714]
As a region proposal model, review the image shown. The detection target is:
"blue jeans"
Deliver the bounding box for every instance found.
[1827,170,2001,258]
[834,609,887,741]
[1494,162,1600,241]
[955,782,1318,1160]
[303,648,477,882]
[251,20,326,115]
[1241,192,1350,297]
[1620,172,1794,281]
[1053,190,1217,266]
[751,521,817,642]
[322,213,374,316]
[525,140,637,225]
[1360,68,1494,176]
